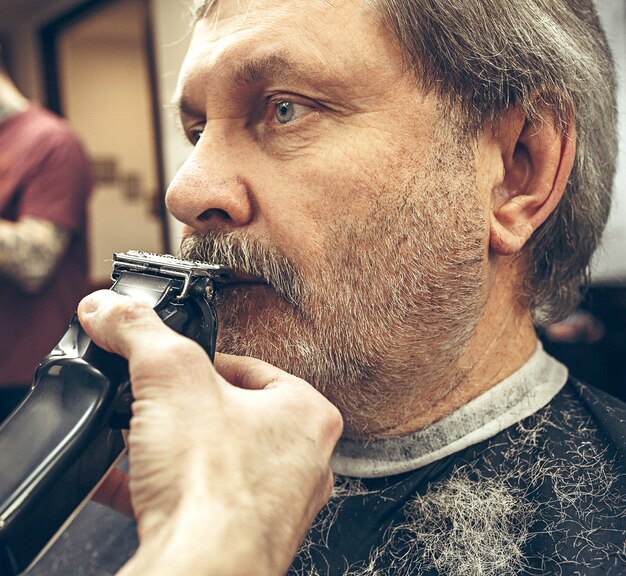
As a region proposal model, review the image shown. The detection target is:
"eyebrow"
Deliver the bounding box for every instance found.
[171,93,200,119]
[172,53,325,118]
[233,54,315,86]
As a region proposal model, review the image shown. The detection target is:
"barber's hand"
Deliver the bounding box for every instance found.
[77,291,343,576]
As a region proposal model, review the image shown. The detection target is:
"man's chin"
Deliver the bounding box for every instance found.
[216,283,277,320]
[215,287,302,359]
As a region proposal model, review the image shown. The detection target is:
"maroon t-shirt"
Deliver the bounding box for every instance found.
[0,106,92,386]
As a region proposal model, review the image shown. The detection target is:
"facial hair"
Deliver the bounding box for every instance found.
[181,131,487,437]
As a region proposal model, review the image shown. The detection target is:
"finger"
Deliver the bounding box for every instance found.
[78,290,167,358]
[214,353,304,391]
[215,353,344,454]
[92,467,134,518]
[78,290,219,397]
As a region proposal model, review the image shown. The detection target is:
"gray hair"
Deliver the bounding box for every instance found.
[193,0,617,325]
[368,0,617,325]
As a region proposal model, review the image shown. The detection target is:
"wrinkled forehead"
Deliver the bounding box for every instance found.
[180,0,405,95]
[193,0,375,22]
[191,0,377,39]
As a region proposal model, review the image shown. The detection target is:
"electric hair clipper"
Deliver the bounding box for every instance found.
[0,251,233,576]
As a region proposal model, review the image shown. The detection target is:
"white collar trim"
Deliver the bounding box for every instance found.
[331,343,568,478]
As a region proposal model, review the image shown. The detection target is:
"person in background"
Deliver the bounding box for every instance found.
[0,44,92,421]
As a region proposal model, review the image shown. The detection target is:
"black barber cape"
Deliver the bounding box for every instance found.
[26,351,626,576]
[289,380,626,576]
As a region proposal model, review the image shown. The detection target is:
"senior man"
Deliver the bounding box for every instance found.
[44,0,626,574]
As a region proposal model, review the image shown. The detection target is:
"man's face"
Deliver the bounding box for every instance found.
[168,0,491,436]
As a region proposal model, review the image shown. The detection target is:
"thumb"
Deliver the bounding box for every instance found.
[214,353,306,391]
[78,290,172,359]
[77,290,221,399]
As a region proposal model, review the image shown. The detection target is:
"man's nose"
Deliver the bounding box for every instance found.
[165,134,254,233]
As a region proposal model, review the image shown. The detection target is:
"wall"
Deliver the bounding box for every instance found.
[61,40,156,190]
[0,0,85,102]
[60,12,164,280]
[150,0,193,250]
[593,1,626,283]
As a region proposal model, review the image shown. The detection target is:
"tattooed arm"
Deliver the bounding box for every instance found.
[0,216,70,293]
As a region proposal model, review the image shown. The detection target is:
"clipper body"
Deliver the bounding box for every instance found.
[0,252,231,576]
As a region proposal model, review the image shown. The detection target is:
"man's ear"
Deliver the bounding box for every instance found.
[489,106,576,256]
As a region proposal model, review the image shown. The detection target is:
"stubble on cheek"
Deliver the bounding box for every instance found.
[183,117,490,436]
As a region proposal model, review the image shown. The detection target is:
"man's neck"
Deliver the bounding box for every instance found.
[332,342,566,477]
[437,305,537,425]
[384,260,538,437]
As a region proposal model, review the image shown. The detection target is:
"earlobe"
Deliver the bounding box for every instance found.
[489,107,576,256]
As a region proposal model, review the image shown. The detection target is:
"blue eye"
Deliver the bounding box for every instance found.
[274,101,296,124]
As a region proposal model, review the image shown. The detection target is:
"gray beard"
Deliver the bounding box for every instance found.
[292,404,622,576]
[181,128,487,436]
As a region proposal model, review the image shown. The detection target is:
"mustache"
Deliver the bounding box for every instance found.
[180,231,304,307]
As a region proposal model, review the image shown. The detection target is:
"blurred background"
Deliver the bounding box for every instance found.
[0,0,624,399]
[0,0,194,287]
